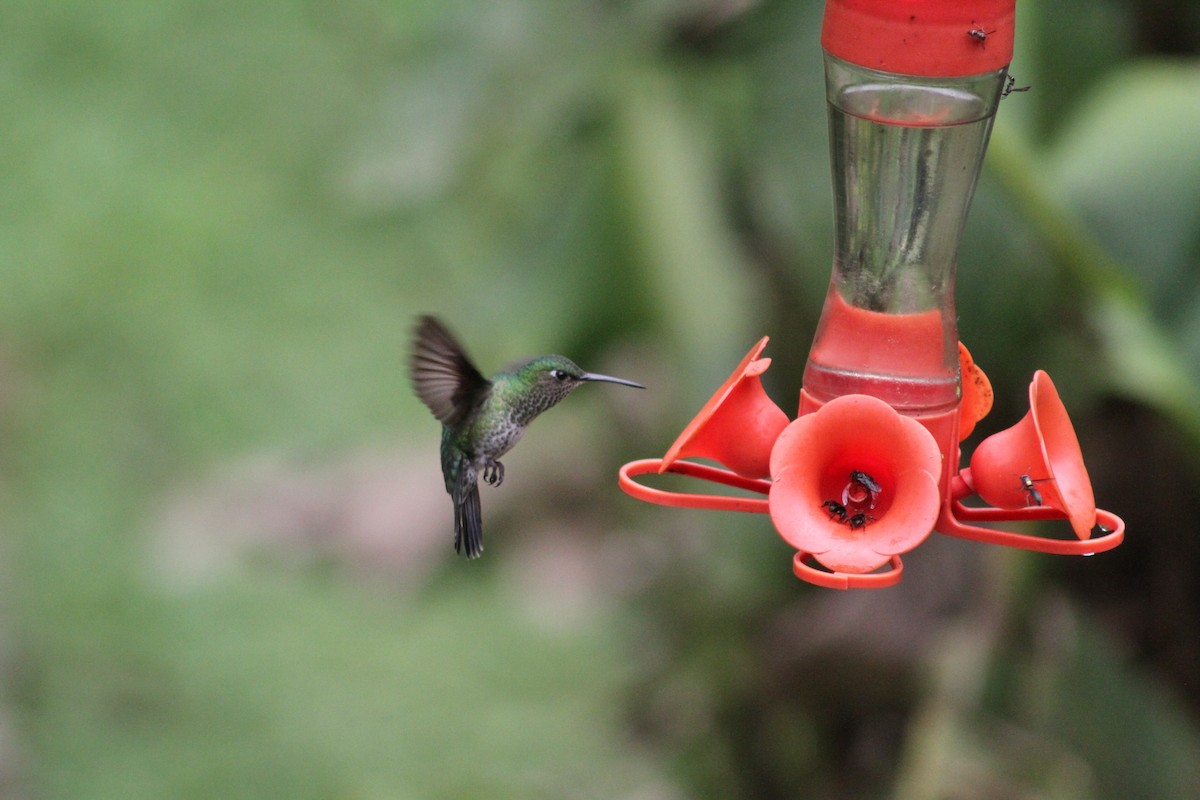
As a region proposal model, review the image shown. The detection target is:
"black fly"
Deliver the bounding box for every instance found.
[847,513,877,530]
[1003,75,1031,97]
[968,26,995,45]
[848,470,881,494]
[822,499,848,522]
[1019,474,1047,506]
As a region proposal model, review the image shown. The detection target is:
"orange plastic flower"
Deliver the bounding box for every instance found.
[957,341,993,441]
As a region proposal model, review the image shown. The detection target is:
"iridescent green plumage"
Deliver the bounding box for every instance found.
[409,315,644,558]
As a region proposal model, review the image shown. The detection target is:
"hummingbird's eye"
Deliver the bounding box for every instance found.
[550,369,570,381]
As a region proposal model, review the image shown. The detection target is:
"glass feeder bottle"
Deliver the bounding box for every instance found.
[801,0,1014,473]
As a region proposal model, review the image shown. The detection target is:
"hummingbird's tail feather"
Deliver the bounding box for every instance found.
[453,478,484,559]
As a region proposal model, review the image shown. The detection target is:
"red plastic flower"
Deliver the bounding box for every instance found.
[768,394,943,574]
[659,336,788,479]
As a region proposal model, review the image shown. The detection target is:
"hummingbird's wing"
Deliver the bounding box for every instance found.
[409,315,491,427]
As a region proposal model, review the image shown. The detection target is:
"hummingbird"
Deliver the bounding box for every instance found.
[408,315,644,559]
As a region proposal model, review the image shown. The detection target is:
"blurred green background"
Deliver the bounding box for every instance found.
[3,0,1200,797]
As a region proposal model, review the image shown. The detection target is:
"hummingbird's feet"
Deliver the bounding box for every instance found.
[483,460,505,487]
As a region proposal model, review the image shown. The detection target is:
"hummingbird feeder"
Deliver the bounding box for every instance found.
[618,0,1125,588]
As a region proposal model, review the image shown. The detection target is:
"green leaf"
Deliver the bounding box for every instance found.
[1046,62,1200,314]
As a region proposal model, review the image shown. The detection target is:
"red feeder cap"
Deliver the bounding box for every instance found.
[822,0,1015,76]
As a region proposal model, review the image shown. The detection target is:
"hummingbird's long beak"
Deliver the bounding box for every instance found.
[581,372,645,389]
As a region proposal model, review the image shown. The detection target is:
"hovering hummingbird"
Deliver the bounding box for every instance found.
[409,315,644,559]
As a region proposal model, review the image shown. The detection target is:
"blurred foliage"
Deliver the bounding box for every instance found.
[2,0,1199,798]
